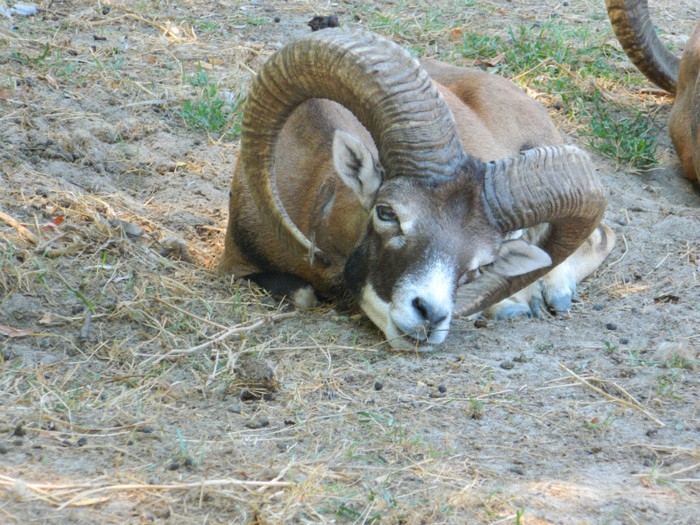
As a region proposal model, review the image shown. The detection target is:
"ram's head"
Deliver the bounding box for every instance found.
[236,30,606,348]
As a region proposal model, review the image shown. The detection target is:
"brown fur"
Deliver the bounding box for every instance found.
[669,21,700,184]
[222,99,376,294]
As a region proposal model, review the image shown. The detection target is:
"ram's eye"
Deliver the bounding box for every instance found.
[478,262,494,273]
[375,205,397,222]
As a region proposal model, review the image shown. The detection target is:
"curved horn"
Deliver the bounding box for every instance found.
[606,0,679,94]
[241,30,467,268]
[457,145,607,316]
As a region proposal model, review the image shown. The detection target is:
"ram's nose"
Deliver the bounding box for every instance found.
[412,296,448,332]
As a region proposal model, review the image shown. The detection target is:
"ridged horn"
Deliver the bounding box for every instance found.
[457,145,607,316]
[606,0,679,94]
[241,29,467,268]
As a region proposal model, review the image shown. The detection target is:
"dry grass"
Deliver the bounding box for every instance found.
[1,0,699,523]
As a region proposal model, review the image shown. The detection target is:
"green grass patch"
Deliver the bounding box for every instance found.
[454,22,657,169]
[180,67,245,136]
[584,96,658,168]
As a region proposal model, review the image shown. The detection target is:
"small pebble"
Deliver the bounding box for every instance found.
[592,303,603,311]
[605,323,617,331]
[438,384,446,393]
[631,307,639,314]
[620,338,630,345]
[245,418,270,429]
[167,462,180,471]
[374,381,383,391]
[474,317,488,328]
[500,360,514,370]
[274,16,280,23]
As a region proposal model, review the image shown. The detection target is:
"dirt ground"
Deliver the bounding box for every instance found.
[0,0,698,523]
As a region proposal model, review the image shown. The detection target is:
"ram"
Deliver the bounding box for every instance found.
[607,0,700,184]
[221,29,616,349]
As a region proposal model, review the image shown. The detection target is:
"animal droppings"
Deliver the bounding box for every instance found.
[308,14,339,32]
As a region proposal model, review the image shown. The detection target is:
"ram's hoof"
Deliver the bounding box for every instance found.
[543,276,576,315]
[544,290,573,315]
[493,304,532,320]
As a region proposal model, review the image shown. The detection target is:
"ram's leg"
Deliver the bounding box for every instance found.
[246,273,321,309]
[485,223,616,319]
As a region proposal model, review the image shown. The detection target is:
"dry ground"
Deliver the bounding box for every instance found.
[0,0,698,523]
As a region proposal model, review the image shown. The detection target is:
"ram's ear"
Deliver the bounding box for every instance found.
[489,239,552,277]
[333,130,382,210]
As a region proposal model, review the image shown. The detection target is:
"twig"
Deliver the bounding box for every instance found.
[607,233,628,268]
[123,99,168,108]
[156,298,229,330]
[487,400,564,431]
[0,211,39,244]
[510,57,552,83]
[663,462,700,478]
[35,231,70,253]
[54,477,290,509]
[638,87,671,96]
[239,62,257,76]
[37,415,152,434]
[147,312,297,365]
[102,1,170,34]
[256,464,291,493]
[79,310,92,341]
[558,362,665,427]
[647,252,671,275]
[0,474,291,510]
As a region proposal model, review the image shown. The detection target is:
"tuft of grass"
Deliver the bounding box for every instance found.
[180,67,246,136]
[581,95,658,169]
[603,341,619,354]
[583,413,615,433]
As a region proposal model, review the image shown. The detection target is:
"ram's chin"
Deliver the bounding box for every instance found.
[385,323,452,350]
[358,285,446,350]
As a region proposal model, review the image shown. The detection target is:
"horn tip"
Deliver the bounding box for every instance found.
[311,249,331,269]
